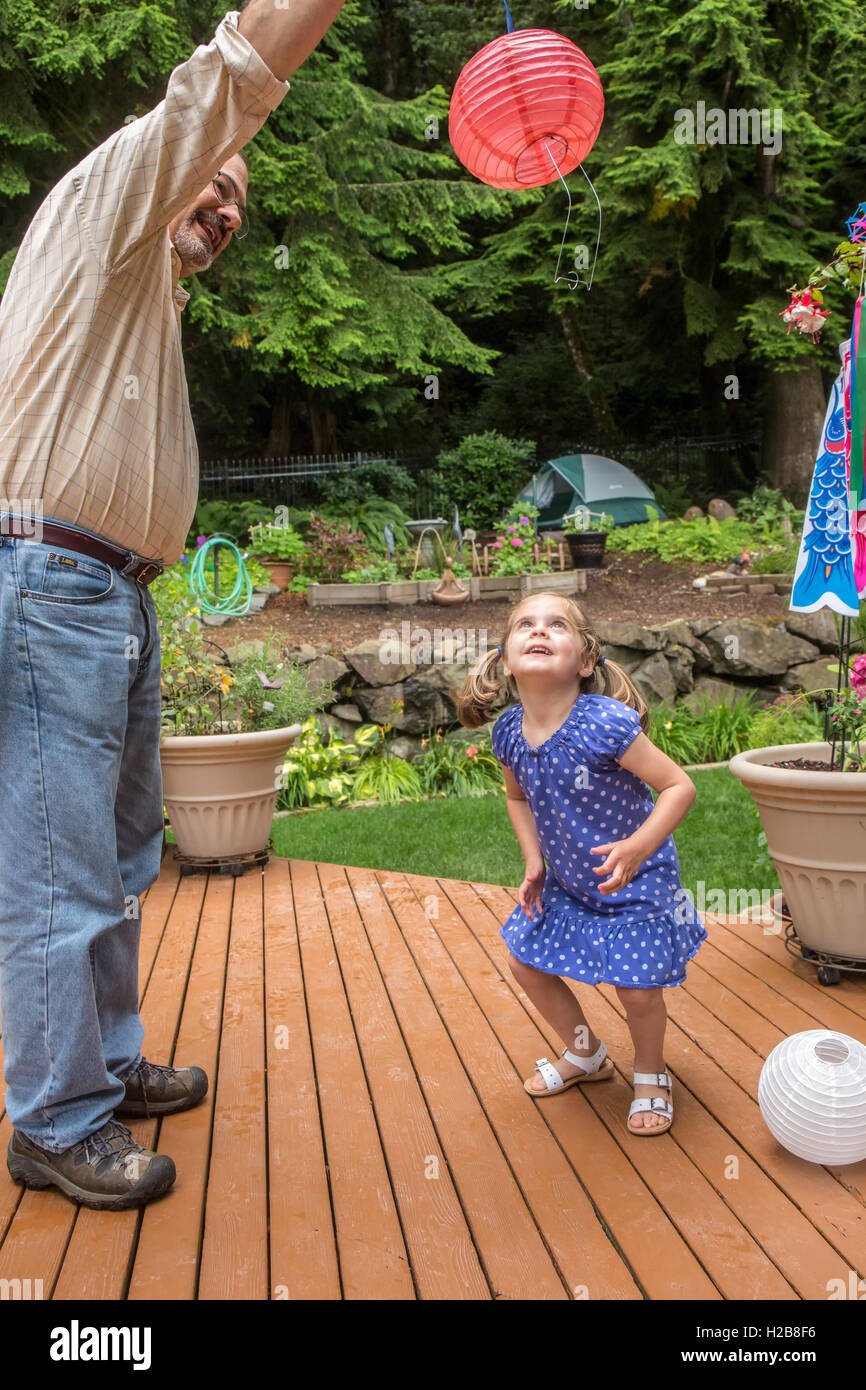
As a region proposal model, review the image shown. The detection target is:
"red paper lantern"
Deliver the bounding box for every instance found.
[449,29,604,189]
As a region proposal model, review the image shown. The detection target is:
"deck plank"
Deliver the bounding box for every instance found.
[263,860,340,1302]
[316,861,488,1300]
[288,860,413,1300]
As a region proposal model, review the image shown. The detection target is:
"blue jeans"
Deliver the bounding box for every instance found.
[0,521,164,1151]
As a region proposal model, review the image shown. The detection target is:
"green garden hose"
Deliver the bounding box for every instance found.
[188,534,253,617]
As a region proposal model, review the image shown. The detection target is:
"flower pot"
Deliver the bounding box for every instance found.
[729,741,866,960]
[261,558,291,591]
[160,725,302,859]
[565,531,607,568]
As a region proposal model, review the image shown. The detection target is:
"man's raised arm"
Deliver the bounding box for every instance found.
[239,0,346,83]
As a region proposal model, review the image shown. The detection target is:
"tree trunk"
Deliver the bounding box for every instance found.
[762,364,827,506]
[266,396,295,456]
[306,387,338,454]
[559,303,617,443]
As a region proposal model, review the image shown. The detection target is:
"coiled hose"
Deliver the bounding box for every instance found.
[187,534,253,617]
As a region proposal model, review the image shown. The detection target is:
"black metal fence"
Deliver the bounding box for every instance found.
[197,433,762,517]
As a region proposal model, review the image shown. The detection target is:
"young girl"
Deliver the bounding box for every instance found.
[457,591,704,1135]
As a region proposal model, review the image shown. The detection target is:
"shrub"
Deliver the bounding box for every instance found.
[303,512,371,581]
[415,732,504,797]
[435,431,536,530]
[746,694,824,748]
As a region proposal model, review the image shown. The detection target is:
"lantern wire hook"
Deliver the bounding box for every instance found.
[544,140,602,292]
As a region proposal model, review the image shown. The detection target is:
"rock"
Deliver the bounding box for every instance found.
[307,654,350,698]
[598,645,645,674]
[284,642,319,663]
[401,670,457,735]
[784,609,839,653]
[435,661,475,696]
[652,621,712,669]
[690,618,720,637]
[247,593,268,612]
[665,645,696,694]
[683,506,705,521]
[318,712,365,743]
[352,683,407,726]
[692,576,708,590]
[330,702,363,723]
[701,619,819,678]
[594,621,662,651]
[389,735,424,761]
[707,497,737,520]
[631,651,677,706]
[202,613,231,626]
[254,582,281,595]
[781,658,840,695]
[682,676,746,712]
[228,639,267,661]
[344,638,416,686]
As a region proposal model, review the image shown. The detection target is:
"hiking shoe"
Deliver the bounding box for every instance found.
[7,1121,176,1210]
[115,1057,208,1119]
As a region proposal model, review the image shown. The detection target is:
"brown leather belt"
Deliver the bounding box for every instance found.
[7,521,164,586]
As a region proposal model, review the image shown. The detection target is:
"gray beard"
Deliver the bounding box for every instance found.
[172,215,213,273]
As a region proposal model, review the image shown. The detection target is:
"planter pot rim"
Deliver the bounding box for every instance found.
[729,741,866,791]
[160,723,302,752]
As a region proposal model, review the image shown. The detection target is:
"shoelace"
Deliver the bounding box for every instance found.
[79,1120,136,1168]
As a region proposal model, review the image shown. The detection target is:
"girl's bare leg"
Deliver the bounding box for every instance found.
[509,955,603,1092]
[616,986,668,1129]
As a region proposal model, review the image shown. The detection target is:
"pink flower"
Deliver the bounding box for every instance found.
[507,524,517,532]
[511,536,522,547]
[851,654,866,690]
[466,745,478,758]
[519,516,529,525]
[492,540,503,549]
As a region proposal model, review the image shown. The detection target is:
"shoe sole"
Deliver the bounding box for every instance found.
[524,1057,615,1097]
[114,1091,208,1119]
[7,1149,176,1211]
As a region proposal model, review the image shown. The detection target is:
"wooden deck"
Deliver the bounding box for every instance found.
[1,851,865,1301]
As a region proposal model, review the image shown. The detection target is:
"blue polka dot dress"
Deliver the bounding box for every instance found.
[492,693,706,988]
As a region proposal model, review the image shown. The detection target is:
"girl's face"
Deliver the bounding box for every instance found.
[503,597,594,687]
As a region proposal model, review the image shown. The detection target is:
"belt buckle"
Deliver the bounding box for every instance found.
[134,561,162,585]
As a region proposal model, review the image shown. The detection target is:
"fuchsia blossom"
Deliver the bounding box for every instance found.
[507,524,517,532]
[491,540,503,549]
[851,654,866,693]
[511,536,522,547]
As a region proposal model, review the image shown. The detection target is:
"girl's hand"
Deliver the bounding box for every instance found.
[519,860,546,920]
[590,838,645,895]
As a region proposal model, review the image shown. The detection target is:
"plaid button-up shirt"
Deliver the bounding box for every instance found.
[0,10,288,565]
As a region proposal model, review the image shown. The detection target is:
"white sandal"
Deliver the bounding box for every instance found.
[524,1042,614,1098]
[628,1069,673,1136]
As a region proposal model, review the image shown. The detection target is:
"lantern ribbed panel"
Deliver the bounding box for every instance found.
[449,29,604,189]
[757,1030,866,1166]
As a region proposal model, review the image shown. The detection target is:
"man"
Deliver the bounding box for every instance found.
[0,2,343,1211]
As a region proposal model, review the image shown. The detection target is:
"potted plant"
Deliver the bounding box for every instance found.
[729,663,866,972]
[156,590,332,860]
[246,521,307,591]
[561,507,614,568]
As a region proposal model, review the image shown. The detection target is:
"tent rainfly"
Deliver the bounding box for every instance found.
[517,454,668,528]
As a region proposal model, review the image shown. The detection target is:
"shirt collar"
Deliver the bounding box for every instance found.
[170,245,190,312]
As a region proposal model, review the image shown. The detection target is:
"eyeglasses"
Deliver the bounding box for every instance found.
[212,170,249,240]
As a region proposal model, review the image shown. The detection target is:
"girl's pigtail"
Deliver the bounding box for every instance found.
[593,659,650,734]
[456,643,513,729]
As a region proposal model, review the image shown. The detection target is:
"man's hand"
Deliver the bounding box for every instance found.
[239,0,346,82]
[519,860,546,921]
[590,838,646,896]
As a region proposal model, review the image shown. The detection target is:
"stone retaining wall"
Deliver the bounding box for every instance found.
[230,608,839,756]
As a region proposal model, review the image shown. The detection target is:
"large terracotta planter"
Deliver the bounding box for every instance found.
[729,742,866,960]
[160,725,302,859]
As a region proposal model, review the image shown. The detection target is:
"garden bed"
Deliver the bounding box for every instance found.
[305,569,586,607]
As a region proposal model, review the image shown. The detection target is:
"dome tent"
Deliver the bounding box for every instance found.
[516,454,667,528]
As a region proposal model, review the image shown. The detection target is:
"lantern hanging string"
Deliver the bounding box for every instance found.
[543,139,602,292]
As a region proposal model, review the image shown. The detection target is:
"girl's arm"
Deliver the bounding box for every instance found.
[501,764,546,920]
[590,733,696,896]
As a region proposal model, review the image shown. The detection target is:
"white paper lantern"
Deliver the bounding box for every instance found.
[758,1030,866,1165]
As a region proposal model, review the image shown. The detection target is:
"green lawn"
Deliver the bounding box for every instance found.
[267,768,780,898]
